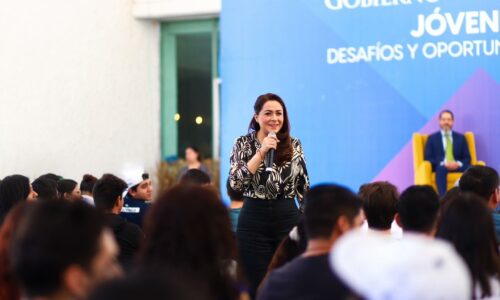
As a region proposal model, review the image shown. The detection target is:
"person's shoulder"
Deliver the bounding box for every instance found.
[268,256,309,279]
[428,131,441,139]
[122,220,145,238]
[123,197,151,210]
[452,131,466,139]
[199,164,211,173]
[123,218,143,231]
[290,136,304,148]
[107,213,125,229]
[259,260,303,299]
[233,133,254,144]
[261,256,344,299]
[425,132,441,145]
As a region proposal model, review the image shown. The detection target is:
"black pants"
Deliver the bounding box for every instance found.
[236,197,300,298]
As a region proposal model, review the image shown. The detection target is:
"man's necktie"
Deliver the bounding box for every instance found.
[445,132,455,162]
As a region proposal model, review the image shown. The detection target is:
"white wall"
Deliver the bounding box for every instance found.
[0,0,161,181]
[133,0,220,20]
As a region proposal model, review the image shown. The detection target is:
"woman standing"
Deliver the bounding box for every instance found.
[229,93,309,297]
[178,146,211,180]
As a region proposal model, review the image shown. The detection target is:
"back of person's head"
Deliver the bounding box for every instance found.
[12,201,120,298]
[32,177,58,200]
[331,230,471,300]
[81,174,98,195]
[440,186,461,206]
[304,184,363,240]
[226,178,243,201]
[180,169,211,186]
[93,174,128,212]
[140,184,237,299]
[57,179,78,201]
[398,185,439,234]
[38,173,62,182]
[436,192,500,298]
[0,175,31,223]
[89,268,213,300]
[358,181,399,230]
[459,166,500,200]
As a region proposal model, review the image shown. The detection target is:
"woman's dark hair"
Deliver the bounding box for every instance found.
[38,173,62,182]
[248,93,292,166]
[32,178,57,200]
[140,184,238,300]
[80,174,98,194]
[436,193,500,298]
[186,146,203,162]
[56,179,77,201]
[0,175,30,224]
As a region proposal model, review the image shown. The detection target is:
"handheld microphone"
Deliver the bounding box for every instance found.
[265,132,276,172]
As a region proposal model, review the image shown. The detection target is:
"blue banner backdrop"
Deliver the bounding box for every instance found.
[219,0,500,202]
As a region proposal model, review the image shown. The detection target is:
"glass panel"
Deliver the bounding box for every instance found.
[176,33,213,158]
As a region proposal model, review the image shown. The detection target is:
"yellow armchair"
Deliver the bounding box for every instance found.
[412,132,485,192]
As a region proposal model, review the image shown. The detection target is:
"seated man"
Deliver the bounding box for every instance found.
[11,201,122,300]
[459,166,500,241]
[258,184,363,300]
[358,181,401,238]
[93,174,145,271]
[120,169,153,228]
[424,109,470,196]
[396,185,440,237]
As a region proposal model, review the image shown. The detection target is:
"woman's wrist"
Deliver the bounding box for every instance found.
[257,148,265,160]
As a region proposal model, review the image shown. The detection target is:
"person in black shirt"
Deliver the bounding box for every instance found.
[93,174,145,271]
[258,184,363,300]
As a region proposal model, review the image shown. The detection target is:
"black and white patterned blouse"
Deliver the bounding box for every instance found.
[229,132,310,202]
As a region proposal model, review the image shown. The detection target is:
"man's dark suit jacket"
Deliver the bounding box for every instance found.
[424,131,471,171]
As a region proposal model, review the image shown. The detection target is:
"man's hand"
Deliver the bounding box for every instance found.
[444,161,460,171]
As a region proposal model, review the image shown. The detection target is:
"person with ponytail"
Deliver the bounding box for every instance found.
[57,179,81,202]
[229,93,309,298]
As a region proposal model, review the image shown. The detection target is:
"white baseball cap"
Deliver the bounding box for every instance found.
[121,166,149,190]
[329,230,471,300]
